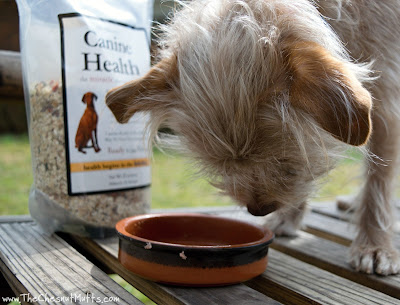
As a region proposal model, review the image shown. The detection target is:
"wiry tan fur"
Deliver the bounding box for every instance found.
[106,0,400,275]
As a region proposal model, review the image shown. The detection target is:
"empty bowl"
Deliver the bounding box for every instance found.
[116,213,274,286]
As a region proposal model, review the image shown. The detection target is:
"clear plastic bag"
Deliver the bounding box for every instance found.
[16,0,153,237]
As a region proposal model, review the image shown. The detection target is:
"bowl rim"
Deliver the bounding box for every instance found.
[116,213,274,250]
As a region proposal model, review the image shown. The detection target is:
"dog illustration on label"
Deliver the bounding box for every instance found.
[75,92,101,154]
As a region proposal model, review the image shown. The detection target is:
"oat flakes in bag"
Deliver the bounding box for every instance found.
[16,0,153,237]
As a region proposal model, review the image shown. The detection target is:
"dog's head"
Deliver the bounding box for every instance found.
[82,92,98,106]
[106,0,372,215]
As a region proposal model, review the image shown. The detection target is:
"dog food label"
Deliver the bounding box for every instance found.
[59,13,151,195]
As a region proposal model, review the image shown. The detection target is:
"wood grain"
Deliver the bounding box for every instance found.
[249,249,399,305]
[200,208,400,304]
[68,235,281,305]
[311,201,400,233]
[0,222,143,305]
[1,205,400,304]
[303,212,400,248]
[80,216,400,305]
[272,231,400,299]
[303,212,355,246]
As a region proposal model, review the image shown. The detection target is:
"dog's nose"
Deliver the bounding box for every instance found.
[247,202,280,216]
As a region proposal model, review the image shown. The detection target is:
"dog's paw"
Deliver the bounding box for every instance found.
[349,246,400,275]
[262,212,302,237]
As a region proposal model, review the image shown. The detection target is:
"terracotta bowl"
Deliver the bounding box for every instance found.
[116,213,274,286]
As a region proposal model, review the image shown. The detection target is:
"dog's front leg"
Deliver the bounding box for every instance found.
[350,114,400,275]
[262,202,307,237]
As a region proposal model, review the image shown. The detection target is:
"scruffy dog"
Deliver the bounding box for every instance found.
[106,0,400,275]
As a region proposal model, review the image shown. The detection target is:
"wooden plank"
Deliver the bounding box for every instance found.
[0,222,143,305]
[311,200,400,228]
[0,258,35,305]
[3,206,398,304]
[202,207,400,303]
[98,236,399,305]
[81,211,400,305]
[154,206,400,277]
[303,212,400,248]
[67,235,281,305]
[153,205,400,301]
[271,231,400,299]
[158,285,281,305]
[303,212,355,246]
[75,237,185,305]
[95,232,400,305]
[0,50,23,98]
[0,1,19,52]
[247,249,399,305]
[0,215,32,224]
[310,201,353,221]
[0,265,25,303]
[175,203,400,234]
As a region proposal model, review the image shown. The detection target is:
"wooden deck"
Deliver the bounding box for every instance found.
[0,203,399,305]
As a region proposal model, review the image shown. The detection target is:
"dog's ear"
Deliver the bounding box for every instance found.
[106,56,177,123]
[285,41,372,146]
[82,93,88,104]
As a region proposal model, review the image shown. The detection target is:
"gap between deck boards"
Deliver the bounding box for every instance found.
[2,202,399,304]
[60,203,400,304]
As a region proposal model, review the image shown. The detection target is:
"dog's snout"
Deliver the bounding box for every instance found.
[247,201,280,216]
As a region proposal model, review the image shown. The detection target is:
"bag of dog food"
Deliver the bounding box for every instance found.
[16,0,153,237]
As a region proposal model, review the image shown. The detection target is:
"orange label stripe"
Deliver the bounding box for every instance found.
[70,158,150,173]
